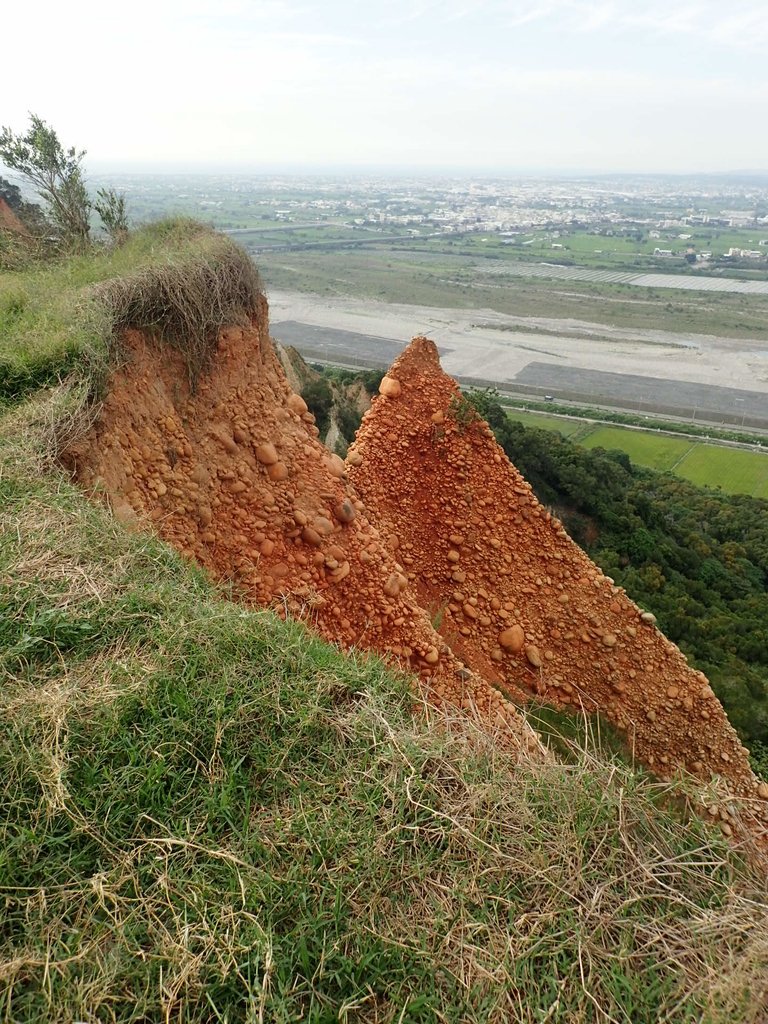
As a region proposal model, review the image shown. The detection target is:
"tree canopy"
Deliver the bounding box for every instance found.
[0,115,91,251]
[0,115,129,254]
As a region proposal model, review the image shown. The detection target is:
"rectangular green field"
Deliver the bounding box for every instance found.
[675,444,768,499]
[579,426,696,471]
[570,423,768,497]
[504,410,585,436]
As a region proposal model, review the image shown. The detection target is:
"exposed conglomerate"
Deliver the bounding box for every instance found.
[62,311,768,844]
[348,336,768,823]
[63,310,540,757]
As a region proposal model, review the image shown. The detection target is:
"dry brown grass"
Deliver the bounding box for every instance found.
[1,219,263,425]
[3,597,768,1022]
[359,701,768,1022]
[91,232,263,386]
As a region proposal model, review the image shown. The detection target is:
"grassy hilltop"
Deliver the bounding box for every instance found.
[1,222,767,1022]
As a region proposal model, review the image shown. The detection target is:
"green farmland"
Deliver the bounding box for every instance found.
[675,444,768,497]
[497,409,585,437]
[580,426,696,472]
[506,411,768,499]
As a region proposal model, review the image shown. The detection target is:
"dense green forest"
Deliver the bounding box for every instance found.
[466,390,768,765]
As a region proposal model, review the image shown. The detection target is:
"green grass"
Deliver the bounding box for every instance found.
[580,425,697,471]
[582,427,768,497]
[498,394,768,447]
[0,218,260,402]
[505,409,585,436]
[506,412,768,499]
[2,426,767,1022]
[676,444,768,500]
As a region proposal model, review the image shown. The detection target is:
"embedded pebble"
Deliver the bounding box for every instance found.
[499,624,525,653]
[383,573,401,597]
[312,516,334,536]
[256,443,279,466]
[525,645,542,669]
[75,327,765,832]
[334,499,356,524]
[379,375,402,398]
[287,393,308,415]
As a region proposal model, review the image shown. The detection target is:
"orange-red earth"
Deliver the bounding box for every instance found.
[63,307,768,845]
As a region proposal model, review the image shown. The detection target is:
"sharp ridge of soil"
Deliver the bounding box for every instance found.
[350,337,768,807]
[64,302,538,757]
[63,310,768,839]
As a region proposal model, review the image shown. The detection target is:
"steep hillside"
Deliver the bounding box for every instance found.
[2,222,768,1020]
[3,456,765,1021]
[62,315,535,751]
[36,235,768,836]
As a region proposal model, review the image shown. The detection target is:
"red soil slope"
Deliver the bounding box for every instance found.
[348,337,768,825]
[63,304,540,757]
[62,304,768,843]
[0,197,30,236]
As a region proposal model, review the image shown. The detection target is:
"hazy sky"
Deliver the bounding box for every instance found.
[3,0,767,173]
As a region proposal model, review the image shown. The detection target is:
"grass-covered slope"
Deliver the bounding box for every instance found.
[0,218,262,403]
[3,446,768,1022]
[1,224,767,1022]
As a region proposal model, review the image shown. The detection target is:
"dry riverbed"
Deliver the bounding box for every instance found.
[268,289,768,398]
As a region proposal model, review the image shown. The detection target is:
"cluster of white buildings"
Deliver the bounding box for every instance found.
[725,247,765,260]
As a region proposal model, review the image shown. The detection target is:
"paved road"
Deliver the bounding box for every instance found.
[271,319,768,431]
[514,362,768,430]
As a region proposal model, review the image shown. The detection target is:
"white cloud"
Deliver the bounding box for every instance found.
[369,0,768,48]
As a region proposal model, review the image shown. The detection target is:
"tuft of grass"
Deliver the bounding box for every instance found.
[0,217,263,404]
[1,418,768,1022]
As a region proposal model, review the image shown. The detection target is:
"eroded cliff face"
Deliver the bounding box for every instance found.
[349,338,768,808]
[62,307,768,838]
[63,303,539,757]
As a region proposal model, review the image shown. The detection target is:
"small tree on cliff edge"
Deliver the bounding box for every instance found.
[93,186,128,245]
[0,114,91,252]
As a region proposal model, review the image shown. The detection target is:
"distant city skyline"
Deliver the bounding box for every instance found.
[3,0,767,174]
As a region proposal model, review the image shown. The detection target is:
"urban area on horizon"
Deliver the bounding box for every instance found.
[5,2,768,1017]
